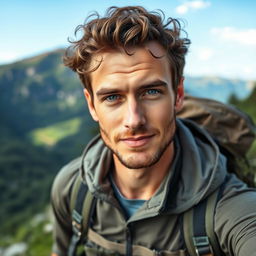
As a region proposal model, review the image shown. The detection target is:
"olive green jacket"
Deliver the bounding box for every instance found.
[51,119,256,256]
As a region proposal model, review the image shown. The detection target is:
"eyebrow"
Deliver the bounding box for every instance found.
[139,80,168,90]
[96,79,168,97]
[96,88,121,97]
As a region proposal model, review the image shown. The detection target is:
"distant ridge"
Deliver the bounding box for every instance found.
[185,76,252,102]
[0,48,65,68]
[0,48,253,104]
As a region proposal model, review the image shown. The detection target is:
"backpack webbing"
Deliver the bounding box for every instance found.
[183,187,223,256]
[69,174,224,256]
[68,175,96,256]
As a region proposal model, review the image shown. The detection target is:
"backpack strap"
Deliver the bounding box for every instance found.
[183,187,223,256]
[68,174,96,256]
[205,189,223,256]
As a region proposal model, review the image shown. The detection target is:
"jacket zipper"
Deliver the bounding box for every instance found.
[101,195,133,255]
[126,225,133,256]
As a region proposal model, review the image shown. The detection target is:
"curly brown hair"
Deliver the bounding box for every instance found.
[64,6,190,96]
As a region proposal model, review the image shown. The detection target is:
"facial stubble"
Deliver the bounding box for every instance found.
[99,114,177,169]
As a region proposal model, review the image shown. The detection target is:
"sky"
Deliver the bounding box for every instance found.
[1,0,256,81]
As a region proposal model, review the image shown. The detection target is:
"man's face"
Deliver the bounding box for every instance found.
[85,42,184,169]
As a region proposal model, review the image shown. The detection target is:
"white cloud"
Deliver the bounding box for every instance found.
[197,47,214,60]
[243,66,253,75]
[0,52,19,64]
[211,27,256,46]
[186,43,256,80]
[176,0,211,14]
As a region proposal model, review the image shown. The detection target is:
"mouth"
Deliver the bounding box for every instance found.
[120,135,155,148]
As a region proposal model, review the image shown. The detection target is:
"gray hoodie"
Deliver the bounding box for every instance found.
[51,119,256,256]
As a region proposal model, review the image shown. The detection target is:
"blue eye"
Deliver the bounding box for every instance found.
[146,89,160,95]
[105,94,121,102]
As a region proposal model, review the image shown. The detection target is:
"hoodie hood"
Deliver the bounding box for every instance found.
[81,118,227,215]
[165,118,227,214]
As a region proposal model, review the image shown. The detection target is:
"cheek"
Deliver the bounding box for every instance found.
[146,101,174,125]
[95,102,119,123]
[97,111,121,136]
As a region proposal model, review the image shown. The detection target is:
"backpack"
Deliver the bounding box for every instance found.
[68,95,256,256]
[178,95,256,187]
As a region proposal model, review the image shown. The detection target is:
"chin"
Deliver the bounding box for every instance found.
[116,152,160,169]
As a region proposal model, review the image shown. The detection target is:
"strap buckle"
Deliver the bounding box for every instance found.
[72,209,83,237]
[193,236,213,256]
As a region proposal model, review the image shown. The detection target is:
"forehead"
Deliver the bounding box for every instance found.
[90,42,171,90]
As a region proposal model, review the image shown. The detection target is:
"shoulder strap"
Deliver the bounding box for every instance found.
[183,187,223,256]
[68,174,96,256]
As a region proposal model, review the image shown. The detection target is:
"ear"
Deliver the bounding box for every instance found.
[84,89,99,122]
[175,77,184,112]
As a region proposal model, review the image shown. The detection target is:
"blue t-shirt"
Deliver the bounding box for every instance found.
[110,175,146,218]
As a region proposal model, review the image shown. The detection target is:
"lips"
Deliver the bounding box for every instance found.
[120,135,155,148]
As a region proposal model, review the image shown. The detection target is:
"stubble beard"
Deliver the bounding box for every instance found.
[99,115,177,170]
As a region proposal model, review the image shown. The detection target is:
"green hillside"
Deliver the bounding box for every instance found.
[229,83,256,161]
[0,50,98,242]
[29,117,82,146]
[229,83,256,123]
[0,49,86,133]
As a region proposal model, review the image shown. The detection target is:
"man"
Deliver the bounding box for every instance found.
[51,6,256,256]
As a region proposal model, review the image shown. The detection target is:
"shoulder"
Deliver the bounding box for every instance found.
[215,174,256,255]
[217,173,256,214]
[51,157,82,211]
[51,157,83,255]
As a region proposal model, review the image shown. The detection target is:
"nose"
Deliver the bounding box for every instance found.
[124,98,146,130]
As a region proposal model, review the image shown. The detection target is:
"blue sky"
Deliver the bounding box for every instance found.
[1,0,256,81]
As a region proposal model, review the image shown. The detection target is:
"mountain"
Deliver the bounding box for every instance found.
[0,49,255,248]
[0,50,97,238]
[185,76,253,102]
[0,49,89,133]
[0,49,98,163]
[0,50,252,131]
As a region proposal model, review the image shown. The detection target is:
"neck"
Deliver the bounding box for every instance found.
[112,142,175,200]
